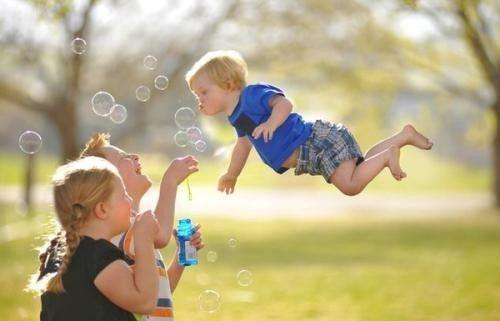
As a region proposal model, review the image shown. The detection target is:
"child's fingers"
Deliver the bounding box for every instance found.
[252,126,263,139]
[188,167,199,174]
[191,241,204,250]
[193,224,202,232]
[191,232,201,239]
[185,158,199,166]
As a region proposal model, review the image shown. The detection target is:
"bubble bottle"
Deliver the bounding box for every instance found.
[177,218,198,266]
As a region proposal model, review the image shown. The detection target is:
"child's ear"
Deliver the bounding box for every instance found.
[93,201,108,220]
[226,81,235,91]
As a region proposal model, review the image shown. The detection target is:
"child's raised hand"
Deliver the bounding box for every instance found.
[133,210,160,243]
[217,173,237,194]
[163,155,199,186]
[252,121,276,143]
[173,224,204,251]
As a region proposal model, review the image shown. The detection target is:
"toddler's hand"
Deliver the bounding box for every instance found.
[218,173,237,194]
[163,155,199,186]
[133,210,160,243]
[173,224,204,251]
[252,121,276,143]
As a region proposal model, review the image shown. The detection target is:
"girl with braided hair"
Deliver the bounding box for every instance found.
[31,156,160,321]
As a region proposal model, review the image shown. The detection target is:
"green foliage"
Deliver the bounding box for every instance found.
[402,0,418,9]
[30,0,73,20]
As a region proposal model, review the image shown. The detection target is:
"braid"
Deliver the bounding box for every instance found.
[37,230,64,281]
[46,207,85,293]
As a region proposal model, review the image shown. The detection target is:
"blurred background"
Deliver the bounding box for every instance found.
[0,0,499,320]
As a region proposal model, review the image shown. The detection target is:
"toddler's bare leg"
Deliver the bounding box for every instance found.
[364,124,433,159]
[330,146,404,196]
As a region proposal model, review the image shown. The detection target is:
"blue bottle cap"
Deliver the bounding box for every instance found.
[179,218,191,224]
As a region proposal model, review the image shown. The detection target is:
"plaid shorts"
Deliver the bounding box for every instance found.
[294,120,364,183]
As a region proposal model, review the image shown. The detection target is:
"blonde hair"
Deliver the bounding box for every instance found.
[32,157,120,293]
[185,50,248,91]
[79,132,110,159]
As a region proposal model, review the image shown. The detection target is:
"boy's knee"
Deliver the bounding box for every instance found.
[335,183,362,196]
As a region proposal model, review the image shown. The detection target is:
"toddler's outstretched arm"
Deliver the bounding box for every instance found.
[218,136,252,194]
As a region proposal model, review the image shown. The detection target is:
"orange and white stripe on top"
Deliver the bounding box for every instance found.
[112,228,174,321]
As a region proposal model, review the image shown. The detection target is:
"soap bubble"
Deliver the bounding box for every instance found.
[143,55,158,70]
[110,104,127,124]
[19,130,42,154]
[228,238,237,248]
[91,91,115,116]
[186,126,203,143]
[135,85,151,102]
[195,140,207,152]
[174,107,196,129]
[206,251,218,263]
[154,75,169,90]
[199,289,221,313]
[71,37,86,54]
[174,131,189,147]
[236,269,253,287]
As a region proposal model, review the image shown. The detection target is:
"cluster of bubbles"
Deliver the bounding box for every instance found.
[70,39,126,124]
[173,107,207,153]
[91,91,127,124]
[198,237,254,313]
[135,55,169,103]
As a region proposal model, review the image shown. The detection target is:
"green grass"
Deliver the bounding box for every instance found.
[1,202,499,321]
[0,153,58,186]
[0,149,489,194]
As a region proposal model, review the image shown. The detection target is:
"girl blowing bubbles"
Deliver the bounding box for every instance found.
[31,157,160,321]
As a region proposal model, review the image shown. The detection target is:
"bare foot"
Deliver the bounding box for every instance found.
[402,124,433,150]
[387,146,406,181]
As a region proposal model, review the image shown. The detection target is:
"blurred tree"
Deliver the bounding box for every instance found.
[0,0,239,212]
[397,0,499,204]
[0,0,239,162]
[219,0,415,143]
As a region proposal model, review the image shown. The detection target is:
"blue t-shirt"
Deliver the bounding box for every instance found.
[228,83,313,173]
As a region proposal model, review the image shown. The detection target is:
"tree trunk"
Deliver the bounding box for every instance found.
[494,97,500,206]
[53,102,79,163]
[24,153,34,215]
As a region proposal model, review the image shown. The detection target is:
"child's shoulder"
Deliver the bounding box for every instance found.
[245,82,283,92]
[77,236,128,277]
[78,236,123,260]
[243,83,285,102]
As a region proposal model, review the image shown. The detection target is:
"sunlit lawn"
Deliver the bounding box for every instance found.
[0,149,491,194]
[1,202,499,321]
